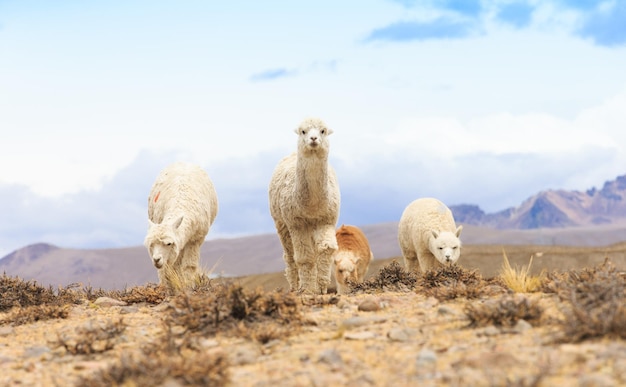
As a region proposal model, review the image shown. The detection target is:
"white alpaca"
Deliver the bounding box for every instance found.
[333,224,373,294]
[144,162,218,288]
[398,197,463,273]
[269,118,341,294]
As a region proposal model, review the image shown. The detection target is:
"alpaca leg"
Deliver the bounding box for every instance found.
[401,244,420,273]
[181,242,202,285]
[316,253,333,294]
[276,222,298,291]
[292,230,318,294]
[417,252,437,272]
[314,225,337,294]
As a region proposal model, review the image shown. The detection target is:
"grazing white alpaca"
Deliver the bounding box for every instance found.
[144,162,218,288]
[333,224,373,294]
[269,118,341,294]
[398,197,463,273]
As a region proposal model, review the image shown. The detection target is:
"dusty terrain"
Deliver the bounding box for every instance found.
[1,244,625,386]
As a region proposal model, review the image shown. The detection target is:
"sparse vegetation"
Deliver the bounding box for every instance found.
[545,258,626,342]
[0,273,172,325]
[157,263,218,293]
[465,294,544,328]
[76,281,300,386]
[1,273,60,311]
[416,264,503,301]
[165,282,302,344]
[77,344,230,386]
[352,260,417,292]
[1,249,625,385]
[0,304,71,326]
[57,318,127,355]
[499,251,545,293]
[113,283,169,304]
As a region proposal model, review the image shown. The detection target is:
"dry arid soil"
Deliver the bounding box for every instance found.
[1,244,626,386]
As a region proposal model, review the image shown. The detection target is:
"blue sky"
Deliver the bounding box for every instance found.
[1,0,626,257]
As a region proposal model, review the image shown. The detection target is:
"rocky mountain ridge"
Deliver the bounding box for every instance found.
[450,174,626,229]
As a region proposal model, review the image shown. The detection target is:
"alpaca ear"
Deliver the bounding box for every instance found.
[431,230,440,239]
[455,225,463,237]
[172,216,184,230]
[326,127,334,135]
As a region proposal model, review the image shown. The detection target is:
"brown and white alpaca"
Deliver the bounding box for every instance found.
[333,224,373,294]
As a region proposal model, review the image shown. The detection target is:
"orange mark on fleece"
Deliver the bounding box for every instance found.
[154,191,160,203]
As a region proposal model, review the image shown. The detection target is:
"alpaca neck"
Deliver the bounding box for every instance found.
[296,151,329,207]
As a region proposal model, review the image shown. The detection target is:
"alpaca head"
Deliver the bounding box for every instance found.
[294,117,333,155]
[334,255,358,286]
[429,226,463,265]
[144,216,184,269]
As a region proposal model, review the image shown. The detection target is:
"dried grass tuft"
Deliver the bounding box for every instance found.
[499,251,545,293]
[159,263,218,293]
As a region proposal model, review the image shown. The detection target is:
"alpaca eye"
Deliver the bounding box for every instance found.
[301,130,306,135]
[438,247,443,250]
[166,242,172,246]
[321,129,325,134]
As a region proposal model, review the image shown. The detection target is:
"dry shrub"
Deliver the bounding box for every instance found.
[499,251,545,293]
[165,282,302,343]
[77,347,229,387]
[417,264,499,301]
[465,294,543,328]
[108,283,169,305]
[0,273,58,311]
[57,318,126,355]
[0,304,71,326]
[0,273,85,317]
[546,258,626,342]
[235,320,292,345]
[352,260,417,293]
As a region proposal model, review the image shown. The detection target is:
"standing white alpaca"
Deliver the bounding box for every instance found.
[144,162,218,288]
[398,197,463,273]
[269,118,341,294]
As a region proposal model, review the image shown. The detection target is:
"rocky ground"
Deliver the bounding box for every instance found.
[1,261,625,386]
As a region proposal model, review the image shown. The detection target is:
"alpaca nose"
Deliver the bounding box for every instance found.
[310,136,317,141]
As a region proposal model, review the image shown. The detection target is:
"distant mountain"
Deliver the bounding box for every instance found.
[451,174,626,229]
